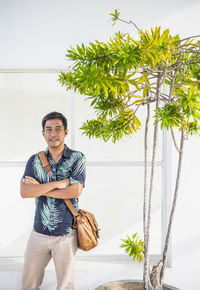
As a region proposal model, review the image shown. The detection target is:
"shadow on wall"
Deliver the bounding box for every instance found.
[173,235,200,259]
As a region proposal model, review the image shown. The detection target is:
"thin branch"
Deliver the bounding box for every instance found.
[149,90,169,102]
[161,129,185,283]
[180,48,200,53]
[159,92,171,98]
[177,43,200,50]
[165,74,173,81]
[169,55,200,70]
[168,68,179,102]
[134,99,155,107]
[117,17,141,32]
[143,93,151,289]
[170,128,180,153]
[173,34,200,44]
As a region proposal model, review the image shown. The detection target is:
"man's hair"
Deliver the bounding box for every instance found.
[42,112,68,130]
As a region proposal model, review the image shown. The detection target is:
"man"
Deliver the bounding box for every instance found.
[20,111,86,290]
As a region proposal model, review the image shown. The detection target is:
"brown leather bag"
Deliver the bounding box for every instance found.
[38,151,99,251]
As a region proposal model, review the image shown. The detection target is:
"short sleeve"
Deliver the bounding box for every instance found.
[70,153,86,187]
[22,154,37,180]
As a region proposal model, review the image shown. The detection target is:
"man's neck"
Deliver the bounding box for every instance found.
[48,145,65,163]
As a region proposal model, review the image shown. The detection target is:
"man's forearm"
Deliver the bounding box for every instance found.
[20,181,60,198]
[44,183,83,199]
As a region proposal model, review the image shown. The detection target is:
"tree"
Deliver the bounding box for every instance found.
[59,10,200,290]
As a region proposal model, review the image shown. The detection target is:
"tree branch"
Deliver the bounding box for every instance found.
[168,69,179,102]
[117,17,141,32]
[143,93,151,289]
[170,128,180,153]
[174,34,200,44]
[161,129,185,283]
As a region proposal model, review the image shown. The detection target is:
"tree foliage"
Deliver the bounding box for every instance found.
[59,16,200,143]
[120,233,144,262]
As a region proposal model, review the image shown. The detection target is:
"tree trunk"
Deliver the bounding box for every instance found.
[160,129,185,283]
[145,74,162,289]
[143,102,150,289]
[148,129,185,288]
[150,260,163,289]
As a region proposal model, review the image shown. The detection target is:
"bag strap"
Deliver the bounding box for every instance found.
[38,151,78,218]
[38,152,53,178]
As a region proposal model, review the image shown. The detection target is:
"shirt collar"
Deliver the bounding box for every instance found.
[45,144,70,159]
[63,144,71,158]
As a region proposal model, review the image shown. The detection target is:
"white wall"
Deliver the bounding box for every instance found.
[1,0,200,287]
[0,0,200,67]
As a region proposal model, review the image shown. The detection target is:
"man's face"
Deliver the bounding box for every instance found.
[42,119,68,149]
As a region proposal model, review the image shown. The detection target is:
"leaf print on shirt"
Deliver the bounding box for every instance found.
[72,155,86,176]
[57,152,83,180]
[40,197,63,231]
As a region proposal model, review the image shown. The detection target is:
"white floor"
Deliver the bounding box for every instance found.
[1,243,200,290]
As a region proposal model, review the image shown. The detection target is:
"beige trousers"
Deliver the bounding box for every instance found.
[21,229,78,290]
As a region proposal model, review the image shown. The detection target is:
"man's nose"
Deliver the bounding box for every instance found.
[50,129,58,136]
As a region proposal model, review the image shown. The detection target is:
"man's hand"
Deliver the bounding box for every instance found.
[56,179,70,189]
[22,176,40,185]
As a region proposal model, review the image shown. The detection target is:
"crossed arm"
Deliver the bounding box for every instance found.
[20,176,83,199]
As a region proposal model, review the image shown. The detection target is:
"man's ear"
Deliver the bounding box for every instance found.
[65,129,69,136]
[42,130,44,137]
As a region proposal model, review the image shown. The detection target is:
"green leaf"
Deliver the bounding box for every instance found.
[120,233,144,263]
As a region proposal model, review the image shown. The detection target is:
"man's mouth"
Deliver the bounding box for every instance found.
[50,139,59,142]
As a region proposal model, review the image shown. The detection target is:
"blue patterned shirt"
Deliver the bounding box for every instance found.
[22,145,86,236]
